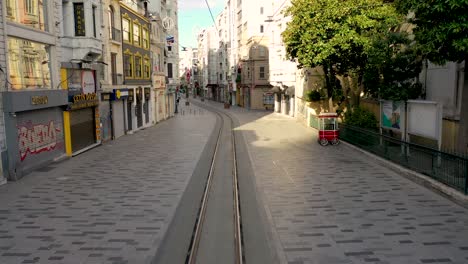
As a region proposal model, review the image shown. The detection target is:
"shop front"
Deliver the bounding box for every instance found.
[62,68,101,156]
[3,90,68,180]
[153,75,167,122]
[144,87,151,125]
[64,92,100,155]
[110,89,129,139]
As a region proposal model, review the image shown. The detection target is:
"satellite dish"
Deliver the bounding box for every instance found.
[162,17,174,31]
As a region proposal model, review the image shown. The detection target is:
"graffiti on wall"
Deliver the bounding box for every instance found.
[17,121,61,161]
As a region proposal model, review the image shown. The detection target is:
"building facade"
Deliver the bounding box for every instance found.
[2,0,67,180]
[60,0,103,156]
[149,8,169,123]
[100,0,128,141]
[120,3,153,132]
[268,0,297,116]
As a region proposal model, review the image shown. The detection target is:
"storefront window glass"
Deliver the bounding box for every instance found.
[7,37,51,90]
[6,0,47,31]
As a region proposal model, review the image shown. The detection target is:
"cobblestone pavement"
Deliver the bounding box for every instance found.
[200,99,468,264]
[0,102,216,264]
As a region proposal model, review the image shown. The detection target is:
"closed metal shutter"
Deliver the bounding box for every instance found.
[112,100,125,139]
[70,108,95,152]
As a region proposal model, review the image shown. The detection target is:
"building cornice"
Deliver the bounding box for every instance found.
[119,3,149,23]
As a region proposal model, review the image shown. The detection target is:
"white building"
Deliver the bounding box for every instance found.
[164,0,180,99]
[267,0,297,116]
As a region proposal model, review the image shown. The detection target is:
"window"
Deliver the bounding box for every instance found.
[123,52,134,78]
[7,37,51,90]
[259,47,266,57]
[108,6,115,38]
[220,73,223,80]
[157,54,161,72]
[260,7,264,15]
[143,27,149,49]
[259,66,266,79]
[143,57,151,79]
[260,25,264,33]
[133,22,141,46]
[74,3,86,36]
[7,0,46,31]
[168,46,172,52]
[167,63,173,79]
[134,55,142,78]
[92,6,97,38]
[122,17,131,42]
[263,93,274,105]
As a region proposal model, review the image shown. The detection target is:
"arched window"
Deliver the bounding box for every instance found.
[108,6,115,39]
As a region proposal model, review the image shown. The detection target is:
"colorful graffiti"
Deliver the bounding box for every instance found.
[18,121,61,161]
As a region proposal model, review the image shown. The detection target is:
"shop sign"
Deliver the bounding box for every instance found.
[31,96,48,105]
[74,3,86,36]
[111,89,129,101]
[68,93,99,110]
[101,93,111,101]
[128,89,134,102]
[81,63,93,69]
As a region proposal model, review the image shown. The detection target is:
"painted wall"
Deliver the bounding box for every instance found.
[13,108,65,177]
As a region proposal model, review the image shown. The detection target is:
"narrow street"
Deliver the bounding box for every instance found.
[0,99,468,264]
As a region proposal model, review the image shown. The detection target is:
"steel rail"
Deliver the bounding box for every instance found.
[186,107,244,264]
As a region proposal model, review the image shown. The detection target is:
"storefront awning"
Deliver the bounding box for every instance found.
[285,85,295,96]
[269,86,282,93]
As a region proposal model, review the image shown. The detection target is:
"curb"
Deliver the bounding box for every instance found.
[341,140,468,208]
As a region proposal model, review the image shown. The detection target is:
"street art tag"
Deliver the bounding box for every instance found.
[18,121,61,161]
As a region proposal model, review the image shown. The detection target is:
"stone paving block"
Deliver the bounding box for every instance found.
[198,100,468,264]
[0,103,216,264]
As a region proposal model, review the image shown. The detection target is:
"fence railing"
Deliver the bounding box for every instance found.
[339,124,468,194]
[110,27,121,42]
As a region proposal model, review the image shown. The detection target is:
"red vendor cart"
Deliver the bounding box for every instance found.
[318,113,339,146]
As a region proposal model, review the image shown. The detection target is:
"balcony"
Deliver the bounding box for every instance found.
[110,27,121,42]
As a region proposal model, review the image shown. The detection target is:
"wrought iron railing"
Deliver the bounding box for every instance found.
[110,27,121,42]
[339,124,468,194]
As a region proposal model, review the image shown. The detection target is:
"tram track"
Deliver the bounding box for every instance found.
[185,109,244,264]
[152,99,277,264]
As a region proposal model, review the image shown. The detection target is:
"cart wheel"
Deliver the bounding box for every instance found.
[319,138,329,146]
[331,138,340,145]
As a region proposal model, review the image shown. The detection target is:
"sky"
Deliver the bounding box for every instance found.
[178,0,225,50]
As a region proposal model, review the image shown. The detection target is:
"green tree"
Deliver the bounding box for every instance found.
[396,0,468,151]
[396,0,468,64]
[282,0,402,108]
[364,31,423,101]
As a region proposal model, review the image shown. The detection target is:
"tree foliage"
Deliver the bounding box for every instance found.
[282,0,404,107]
[282,0,402,72]
[364,32,423,100]
[396,0,468,64]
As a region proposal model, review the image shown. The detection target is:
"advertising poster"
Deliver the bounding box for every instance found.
[381,100,402,130]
